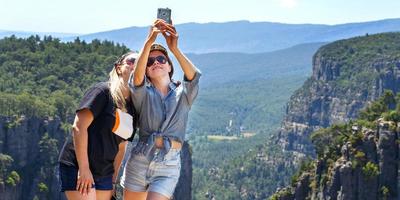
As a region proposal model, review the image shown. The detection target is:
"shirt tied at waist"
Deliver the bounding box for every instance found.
[132,132,173,161]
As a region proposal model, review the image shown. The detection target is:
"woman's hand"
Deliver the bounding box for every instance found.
[147,20,165,44]
[76,167,94,195]
[159,21,197,81]
[161,21,179,52]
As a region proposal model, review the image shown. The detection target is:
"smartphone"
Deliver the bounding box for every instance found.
[157,8,172,24]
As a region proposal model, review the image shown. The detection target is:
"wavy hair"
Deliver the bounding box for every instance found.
[108,52,137,112]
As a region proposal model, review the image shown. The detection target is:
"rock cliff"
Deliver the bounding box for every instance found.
[278,33,400,156]
[272,120,399,200]
[272,32,400,200]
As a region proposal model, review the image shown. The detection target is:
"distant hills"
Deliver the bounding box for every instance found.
[2,18,400,53]
[186,42,324,133]
[0,30,77,39]
[187,42,324,88]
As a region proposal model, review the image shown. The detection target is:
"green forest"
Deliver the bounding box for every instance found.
[0,35,131,199]
[0,35,130,119]
[0,35,306,199]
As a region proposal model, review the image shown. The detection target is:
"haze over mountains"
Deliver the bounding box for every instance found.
[187,42,324,88]
[1,18,400,53]
[0,31,77,39]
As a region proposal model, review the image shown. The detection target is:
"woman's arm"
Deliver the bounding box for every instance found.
[133,20,164,86]
[72,108,94,195]
[112,141,128,183]
[171,48,197,81]
[162,22,197,81]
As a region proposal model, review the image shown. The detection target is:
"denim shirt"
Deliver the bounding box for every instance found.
[128,70,201,143]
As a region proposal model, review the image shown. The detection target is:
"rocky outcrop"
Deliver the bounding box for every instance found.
[272,33,400,200]
[377,127,398,199]
[294,173,311,200]
[278,33,400,157]
[272,121,399,200]
[0,115,67,200]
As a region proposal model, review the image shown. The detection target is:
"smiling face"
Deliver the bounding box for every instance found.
[146,50,171,80]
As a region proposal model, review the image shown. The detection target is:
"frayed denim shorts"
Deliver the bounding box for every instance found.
[120,146,181,199]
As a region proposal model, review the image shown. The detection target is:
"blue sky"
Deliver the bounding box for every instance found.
[1,0,400,34]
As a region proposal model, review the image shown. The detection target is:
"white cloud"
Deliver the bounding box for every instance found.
[279,0,299,8]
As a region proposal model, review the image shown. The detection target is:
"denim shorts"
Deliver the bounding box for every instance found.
[120,148,181,199]
[59,163,113,192]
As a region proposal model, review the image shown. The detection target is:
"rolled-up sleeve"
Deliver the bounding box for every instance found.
[182,69,201,106]
[128,73,148,113]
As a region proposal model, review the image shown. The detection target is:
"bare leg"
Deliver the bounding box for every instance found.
[124,189,148,200]
[146,191,170,200]
[95,190,113,200]
[64,189,96,200]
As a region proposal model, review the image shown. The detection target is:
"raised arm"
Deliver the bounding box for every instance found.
[162,22,197,81]
[133,20,164,86]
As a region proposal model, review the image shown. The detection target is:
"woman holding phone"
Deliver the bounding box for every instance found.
[121,19,201,200]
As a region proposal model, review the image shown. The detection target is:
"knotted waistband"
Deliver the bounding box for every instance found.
[132,132,173,161]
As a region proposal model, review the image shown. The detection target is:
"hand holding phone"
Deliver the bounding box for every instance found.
[157,8,172,24]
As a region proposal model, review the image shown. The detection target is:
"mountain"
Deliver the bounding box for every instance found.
[193,32,400,200]
[187,42,323,88]
[0,30,77,39]
[278,32,400,156]
[2,18,400,53]
[269,32,400,200]
[61,18,400,53]
[186,42,324,134]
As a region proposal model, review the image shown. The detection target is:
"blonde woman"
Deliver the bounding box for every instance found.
[58,52,138,200]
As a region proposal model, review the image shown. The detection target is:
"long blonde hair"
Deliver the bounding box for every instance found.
[108,52,137,112]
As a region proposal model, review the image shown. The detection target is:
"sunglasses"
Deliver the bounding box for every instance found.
[147,55,167,67]
[125,57,136,66]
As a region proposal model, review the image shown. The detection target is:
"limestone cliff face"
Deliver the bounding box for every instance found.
[271,33,400,200]
[278,33,400,156]
[0,116,193,200]
[0,116,67,200]
[273,121,399,200]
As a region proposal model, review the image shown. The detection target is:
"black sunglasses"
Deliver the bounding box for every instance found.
[147,55,167,67]
[125,57,136,66]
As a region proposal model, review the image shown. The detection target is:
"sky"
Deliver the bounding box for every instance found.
[1,0,400,34]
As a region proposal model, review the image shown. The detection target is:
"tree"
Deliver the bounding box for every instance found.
[51,90,76,121]
[0,153,14,186]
